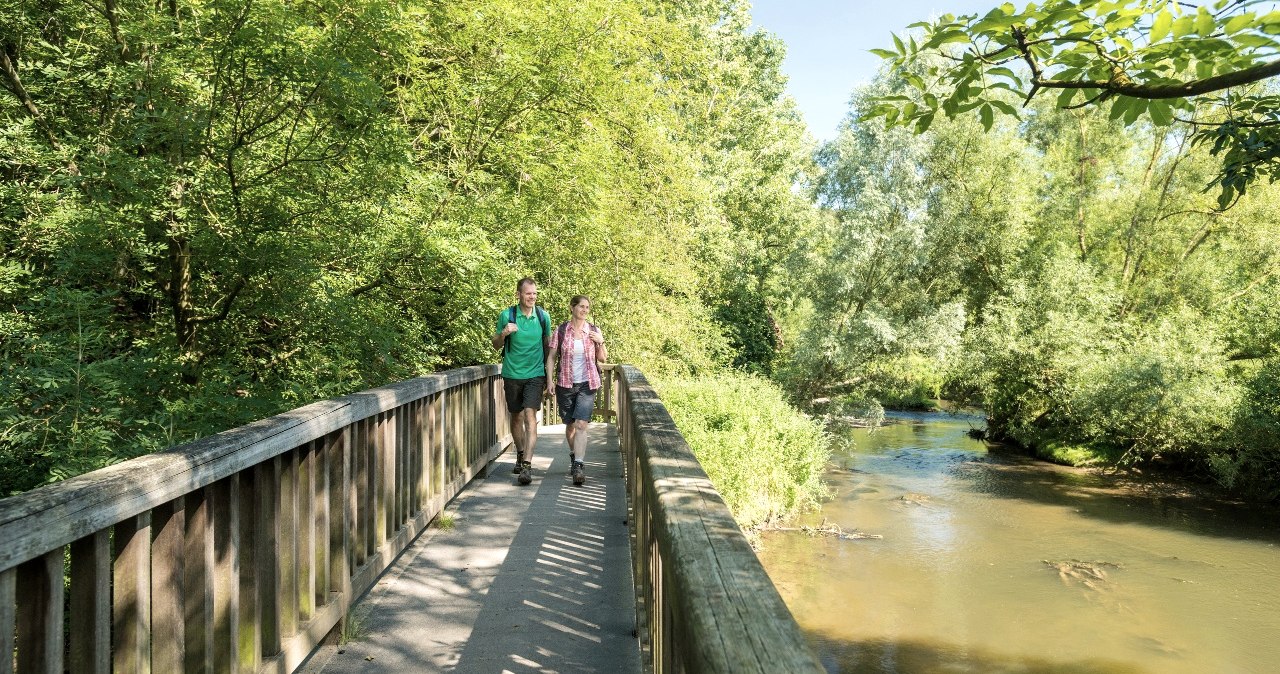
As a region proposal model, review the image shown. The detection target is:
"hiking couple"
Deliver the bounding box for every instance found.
[492,277,607,486]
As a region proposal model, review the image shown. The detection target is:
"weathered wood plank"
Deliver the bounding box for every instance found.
[257,459,281,659]
[211,476,239,674]
[328,428,353,624]
[313,438,329,610]
[184,488,214,674]
[300,441,316,622]
[0,568,13,674]
[377,412,392,546]
[113,514,151,674]
[356,417,372,566]
[0,367,499,573]
[69,530,111,674]
[15,548,63,674]
[279,450,299,639]
[151,498,185,673]
[237,468,260,672]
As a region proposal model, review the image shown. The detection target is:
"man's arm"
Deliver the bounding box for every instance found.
[492,309,515,351]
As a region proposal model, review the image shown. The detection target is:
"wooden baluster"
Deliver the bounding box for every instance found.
[151,497,185,672]
[279,450,299,640]
[0,568,14,674]
[237,468,260,671]
[16,547,63,674]
[396,406,407,527]
[113,513,151,674]
[329,427,353,623]
[256,459,281,659]
[211,475,240,674]
[355,418,371,566]
[185,487,214,673]
[70,530,111,673]
[299,442,316,624]
[378,412,392,546]
[312,438,329,611]
[364,417,377,561]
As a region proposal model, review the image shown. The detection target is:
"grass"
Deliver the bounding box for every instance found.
[434,512,456,530]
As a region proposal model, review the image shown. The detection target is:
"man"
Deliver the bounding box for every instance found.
[492,277,551,485]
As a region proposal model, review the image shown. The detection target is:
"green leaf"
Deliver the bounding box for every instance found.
[1195,7,1215,37]
[1057,87,1079,108]
[893,32,906,54]
[869,48,898,59]
[988,66,1021,85]
[1109,96,1131,120]
[1171,16,1194,38]
[1148,100,1173,126]
[915,112,935,133]
[979,103,995,131]
[932,30,972,46]
[1224,12,1256,35]
[1150,10,1172,42]
[989,99,1020,116]
[1123,97,1148,125]
[1234,34,1278,48]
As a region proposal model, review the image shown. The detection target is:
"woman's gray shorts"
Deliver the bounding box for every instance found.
[556,382,596,423]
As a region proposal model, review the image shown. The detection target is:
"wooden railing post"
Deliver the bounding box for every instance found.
[70,530,111,673]
[16,548,63,674]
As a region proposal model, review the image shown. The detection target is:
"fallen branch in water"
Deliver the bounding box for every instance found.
[769,519,882,540]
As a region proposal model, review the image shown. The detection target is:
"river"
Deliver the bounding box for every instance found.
[756,410,1280,674]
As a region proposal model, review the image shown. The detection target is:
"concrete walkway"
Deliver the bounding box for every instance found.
[302,422,641,674]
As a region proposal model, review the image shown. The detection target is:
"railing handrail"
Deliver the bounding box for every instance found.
[617,365,824,673]
[0,365,500,573]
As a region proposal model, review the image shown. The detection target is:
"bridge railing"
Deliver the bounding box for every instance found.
[0,365,518,674]
[0,362,820,674]
[615,365,824,674]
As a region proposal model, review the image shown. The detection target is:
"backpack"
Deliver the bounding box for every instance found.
[502,305,551,364]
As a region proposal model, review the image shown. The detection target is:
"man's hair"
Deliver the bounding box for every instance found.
[570,295,590,309]
[516,277,537,293]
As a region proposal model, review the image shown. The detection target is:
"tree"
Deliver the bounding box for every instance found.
[865,0,1280,206]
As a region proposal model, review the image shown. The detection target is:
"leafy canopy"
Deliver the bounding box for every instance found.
[865,0,1280,207]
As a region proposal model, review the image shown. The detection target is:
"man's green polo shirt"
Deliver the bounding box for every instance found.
[496,305,550,380]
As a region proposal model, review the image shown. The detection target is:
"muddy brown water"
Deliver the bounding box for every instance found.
[756,411,1280,674]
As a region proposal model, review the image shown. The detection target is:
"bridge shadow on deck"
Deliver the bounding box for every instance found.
[303,423,640,674]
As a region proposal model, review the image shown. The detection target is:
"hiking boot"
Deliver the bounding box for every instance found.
[518,461,533,485]
[571,460,585,486]
[511,454,524,474]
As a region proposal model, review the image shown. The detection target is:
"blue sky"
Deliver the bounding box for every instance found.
[749,1,1009,141]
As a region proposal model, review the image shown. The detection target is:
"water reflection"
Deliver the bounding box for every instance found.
[758,411,1280,674]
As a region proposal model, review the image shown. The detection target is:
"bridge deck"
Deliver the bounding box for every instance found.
[301,422,640,674]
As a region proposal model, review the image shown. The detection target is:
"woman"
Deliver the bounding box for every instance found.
[545,295,607,485]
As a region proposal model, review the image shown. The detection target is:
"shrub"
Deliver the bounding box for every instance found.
[656,371,831,528]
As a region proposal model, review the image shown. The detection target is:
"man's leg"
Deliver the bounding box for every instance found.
[521,407,539,459]
[509,412,525,472]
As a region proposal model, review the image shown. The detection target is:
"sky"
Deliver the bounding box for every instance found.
[748,1,1007,142]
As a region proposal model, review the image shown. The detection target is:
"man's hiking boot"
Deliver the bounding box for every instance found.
[518,461,533,485]
[512,454,524,474]
[571,460,585,486]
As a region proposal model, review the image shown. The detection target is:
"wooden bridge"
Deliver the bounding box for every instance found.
[0,365,823,673]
